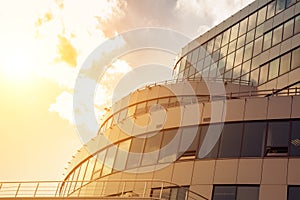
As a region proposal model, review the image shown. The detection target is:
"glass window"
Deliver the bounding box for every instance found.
[266,121,289,155]
[290,120,300,156]
[250,68,259,86]
[198,124,221,159]
[280,53,291,75]
[288,186,300,200]
[102,146,117,176]
[213,186,236,200]
[226,52,235,71]
[212,50,220,62]
[235,48,244,67]
[204,56,212,68]
[246,29,255,44]
[267,1,276,19]
[272,25,283,46]
[228,39,237,54]
[230,24,239,42]
[286,0,296,7]
[239,18,248,36]
[196,59,204,72]
[224,70,233,80]
[241,60,251,76]
[213,185,259,200]
[207,39,214,55]
[295,15,300,34]
[233,65,241,79]
[269,58,279,80]
[255,24,264,39]
[222,29,230,46]
[198,46,206,60]
[236,186,260,200]
[263,31,272,51]
[214,34,222,51]
[179,126,199,155]
[126,137,145,169]
[248,13,257,31]
[291,48,300,69]
[241,122,266,157]
[283,19,294,40]
[191,48,199,64]
[276,0,286,14]
[142,132,162,166]
[253,36,263,56]
[257,6,267,25]
[218,57,226,75]
[237,35,246,49]
[259,63,269,84]
[114,139,131,171]
[218,123,243,158]
[244,42,253,61]
[159,129,180,163]
[84,158,95,181]
[220,45,228,58]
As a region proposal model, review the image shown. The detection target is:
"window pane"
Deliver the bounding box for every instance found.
[218,58,226,75]
[267,121,289,147]
[272,25,283,46]
[241,122,266,157]
[259,63,269,84]
[127,137,145,169]
[283,19,294,40]
[218,123,243,158]
[290,120,300,156]
[114,139,131,171]
[233,65,242,79]
[198,124,220,159]
[246,29,255,44]
[191,48,199,64]
[239,18,248,36]
[250,68,259,86]
[269,58,279,80]
[267,1,275,19]
[178,126,199,157]
[253,36,263,56]
[230,24,239,42]
[257,6,267,25]
[159,129,180,163]
[280,53,291,75]
[222,29,230,46]
[235,48,244,66]
[228,39,237,54]
[102,146,117,176]
[295,16,300,34]
[291,47,300,69]
[237,35,246,49]
[248,13,257,31]
[286,0,296,7]
[263,31,272,50]
[213,186,236,200]
[226,53,235,71]
[220,45,228,58]
[207,39,214,55]
[214,34,222,51]
[276,0,286,14]
[236,186,259,200]
[288,186,300,200]
[244,42,253,61]
[241,60,251,76]
[255,24,264,38]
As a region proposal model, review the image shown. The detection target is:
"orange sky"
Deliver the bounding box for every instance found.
[0,0,254,181]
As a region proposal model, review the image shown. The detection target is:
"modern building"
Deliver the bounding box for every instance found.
[59,0,300,199]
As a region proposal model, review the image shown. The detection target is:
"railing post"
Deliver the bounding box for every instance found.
[159,182,164,199]
[121,182,126,196]
[34,183,39,197]
[15,183,21,197]
[143,182,147,197]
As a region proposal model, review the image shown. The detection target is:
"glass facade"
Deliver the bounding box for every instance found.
[174,0,300,87]
[212,185,259,200]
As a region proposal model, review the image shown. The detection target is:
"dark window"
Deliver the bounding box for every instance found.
[218,123,243,158]
[241,122,266,157]
[288,186,300,200]
[266,121,289,156]
[178,126,199,160]
[237,35,246,49]
[212,185,259,200]
[151,186,188,200]
[159,129,180,163]
[290,120,300,156]
[276,0,286,14]
[286,0,296,8]
[198,124,221,159]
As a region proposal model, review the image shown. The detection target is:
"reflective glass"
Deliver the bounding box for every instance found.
[266,1,276,19]
[280,53,291,75]
[248,13,257,31]
[286,0,296,7]
[239,18,248,36]
[218,123,243,158]
[233,65,242,79]
[244,42,253,61]
[267,121,289,147]
[257,6,267,25]
[269,58,279,80]
[228,39,237,54]
[250,68,259,86]
[276,0,286,14]
[226,52,235,71]
[295,15,300,34]
[291,47,300,69]
[237,35,246,49]
[222,29,230,46]
[290,120,300,156]
[198,124,220,159]
[253,36,263,56]
[213,186,236,200]
[288,186,300,200]
[263,31,272,50]
[246,29,255,44]
[214,34,222,51]
[230,24,239,42]
[259,63,269,84]
[283,19,294,40]
[236,186,259,200]
[235,48,244,66]
[272,25,283,45]
[241,122,266,157]
[220,45,228,58]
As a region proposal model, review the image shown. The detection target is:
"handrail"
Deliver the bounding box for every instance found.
[0,179,208,200]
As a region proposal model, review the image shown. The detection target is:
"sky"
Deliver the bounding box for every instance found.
[0,0,254,181]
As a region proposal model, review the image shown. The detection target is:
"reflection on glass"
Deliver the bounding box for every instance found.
[244,42,253,61]
[214,34,222,51]
[259,63,269,85]
[226,52,235,71]
[250,68,259,86]
[228,40,237,54]
[290,120,300,156]
[286,0,296,7]
[233,65,241,79]
[248,13,257,31]
[212,186,236,200]
[222,29,230,46]
[280,53,291,75]
[291,48,300,69]
[257,6,267,25]
[288,186,300,200]
[235,48,244,66]
[236,186,260,200]
[255,24,264,39]
[295,16,300,34]
[267,121,289,147]
[230,24,239,42]
[272,25,283,45]
[237,35,246,49]
[246,29,255,44]
[220,45,228,58]
[263,31,272,50]
[269,58,279,80]
[253,36,263,56]
[276,0,286,14]
[266,1,275,19]
[239,18,248,36]
[283,19,294,40]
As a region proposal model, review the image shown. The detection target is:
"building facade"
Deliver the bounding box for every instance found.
[60,0,300,199]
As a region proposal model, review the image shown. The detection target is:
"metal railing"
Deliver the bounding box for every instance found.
[0,179,208,200]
